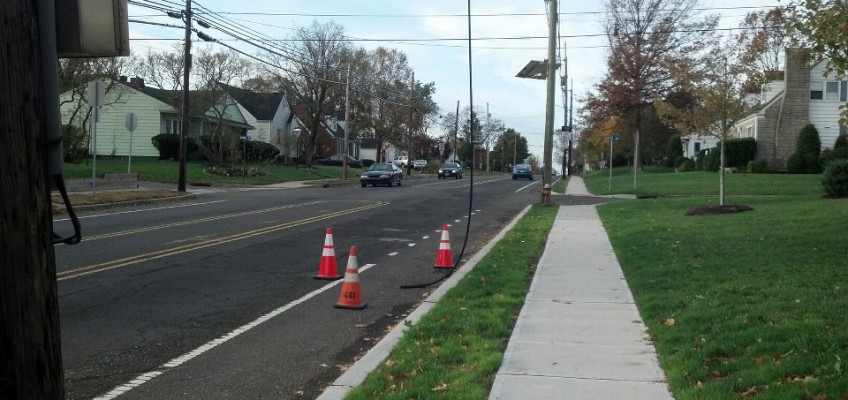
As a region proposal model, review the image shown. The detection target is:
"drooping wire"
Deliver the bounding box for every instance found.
[401,0,475,290]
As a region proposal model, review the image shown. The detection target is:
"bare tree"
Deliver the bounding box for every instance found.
[58,57,130,161]
[267,21,350,166]
[193,46,252,165]
[351,47,414,162]
[130,44,185,92]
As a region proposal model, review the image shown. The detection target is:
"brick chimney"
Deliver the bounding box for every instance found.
[128,76,145,89]
[772,48,811,169]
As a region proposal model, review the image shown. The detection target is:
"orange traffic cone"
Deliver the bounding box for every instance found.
[434,223,453,270]
[315,227,342,280]
[334,246,366,310]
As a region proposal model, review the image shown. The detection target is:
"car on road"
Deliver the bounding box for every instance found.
[412,159,427,170]
[317,154,363,168]
[438,162,463,179]
[360,163,402,187]
[512,164,534,180]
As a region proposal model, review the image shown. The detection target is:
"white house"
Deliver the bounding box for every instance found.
[59,77,254,158]
[731,48,845,169]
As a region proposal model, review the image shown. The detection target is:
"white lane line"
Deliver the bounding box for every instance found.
[92,263,376,400]
[388,252,398,256]
[514,180,540,193]
[422,235,430,240]
[407,243,416,247]
[454,219,461,223]
[54,200,228,222]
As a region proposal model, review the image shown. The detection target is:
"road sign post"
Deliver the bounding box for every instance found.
[608,135,619,191]
[125,113,138,173]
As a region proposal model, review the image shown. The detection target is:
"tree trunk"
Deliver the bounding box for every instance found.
[1,1,65,398]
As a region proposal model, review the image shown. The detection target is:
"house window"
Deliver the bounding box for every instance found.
[165,119,180,134]
[826,81,839,101]
[747,126,753,137]
[694,142,701,153]
[811,81,823,100]
[841,81,847,102]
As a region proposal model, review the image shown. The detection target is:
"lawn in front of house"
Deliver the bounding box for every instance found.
[62,157,356,185]
[584,166,823,197]
[583,168,848,398]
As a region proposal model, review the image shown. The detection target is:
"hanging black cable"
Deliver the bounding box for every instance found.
[402,0,475,289]
[52,175,81,245]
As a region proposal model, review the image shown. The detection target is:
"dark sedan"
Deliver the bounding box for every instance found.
[360,163,402,187]
[317,154,362,168]
[438,162,463,179]
[512,164,534,180]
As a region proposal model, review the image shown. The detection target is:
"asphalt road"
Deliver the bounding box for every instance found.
[54,172,543,400]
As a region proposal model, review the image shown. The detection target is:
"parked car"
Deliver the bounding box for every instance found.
[392,155,409,167]
[438,162,463,179]
[360,163,402,187]
[412,159,427,170]
[512,164,534,180]
[317,154,362,168]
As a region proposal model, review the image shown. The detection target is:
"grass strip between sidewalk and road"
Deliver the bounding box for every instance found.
[583,170,848,398]
[344,205,557,400]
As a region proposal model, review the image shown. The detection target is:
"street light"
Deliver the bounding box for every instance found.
[515,0,558,204]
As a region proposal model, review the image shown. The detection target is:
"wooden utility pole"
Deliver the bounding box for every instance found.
[1,0,65,398]
[178,0,193,192]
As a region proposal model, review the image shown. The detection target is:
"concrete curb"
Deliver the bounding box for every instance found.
[316,204,534,400]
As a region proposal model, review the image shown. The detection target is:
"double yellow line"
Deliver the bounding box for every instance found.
[73,201,327,243]
[58,201,388,281]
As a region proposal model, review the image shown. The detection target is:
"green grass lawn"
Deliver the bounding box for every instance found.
[62,157,354,185]
[584,169,848,398]
[585,167,823,197]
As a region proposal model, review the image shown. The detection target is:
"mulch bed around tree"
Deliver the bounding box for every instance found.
[686,204,754,216]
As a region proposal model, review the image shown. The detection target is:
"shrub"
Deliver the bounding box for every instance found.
[666,134,684,162]
[797,123,822,156]
[703,149,720,172]
[834,133,848,150]
[695,149,708,170]
[676,158,695,172]
[673,156,689,168]
[787,152,807,174]
[152,134,198,160]
[724,138,757,169]
[789,124,822,173]
[62,124,88,163]
[243,141,280,162]
[746,159,769,173]
[152,133,180,160]
[821,158,848,197]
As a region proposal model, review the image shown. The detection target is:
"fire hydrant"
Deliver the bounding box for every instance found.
[541,184,552,205]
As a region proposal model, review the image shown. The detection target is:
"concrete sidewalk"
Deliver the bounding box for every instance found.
[488,176,673,399]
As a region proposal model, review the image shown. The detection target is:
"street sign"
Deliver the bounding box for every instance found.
[125,113,138,132]
[609,135,620,141]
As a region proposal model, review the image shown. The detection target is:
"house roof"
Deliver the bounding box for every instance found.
[121,81,253,130]
[218,83,284,120]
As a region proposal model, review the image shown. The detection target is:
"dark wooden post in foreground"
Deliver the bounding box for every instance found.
[0,0,66,398]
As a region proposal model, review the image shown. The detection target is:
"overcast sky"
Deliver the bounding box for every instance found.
[128,0,781,164]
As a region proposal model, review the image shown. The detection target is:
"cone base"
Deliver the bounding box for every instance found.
[334,303,367,310]
[314,275,342,280]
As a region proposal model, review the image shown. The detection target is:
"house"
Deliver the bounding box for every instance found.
[59,76,254,159]
[287,102,360,162]
[217,83,301,161]
[731,48,845,169]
